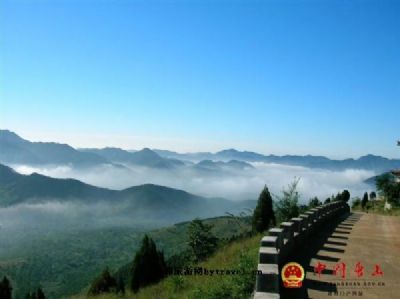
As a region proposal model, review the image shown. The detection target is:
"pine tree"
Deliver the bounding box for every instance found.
[88,267,117,295]
[0,276,12,299]
[130,235,166,293]
[252,185,275,232]
[36,287,45,299]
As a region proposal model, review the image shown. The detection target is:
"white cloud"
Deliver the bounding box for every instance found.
[11,162,375,203]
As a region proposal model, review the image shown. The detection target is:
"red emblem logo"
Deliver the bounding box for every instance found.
[281,262,305,288]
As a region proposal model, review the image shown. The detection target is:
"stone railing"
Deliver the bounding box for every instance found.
[254,201,350,299]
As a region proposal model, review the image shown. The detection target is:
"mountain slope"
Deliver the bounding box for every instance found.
[0,164,255,221]
[80,147,185,168]
[156,148,400,172]
[194,159,254,172]
[0,130,109,167]
[0,164,116,205]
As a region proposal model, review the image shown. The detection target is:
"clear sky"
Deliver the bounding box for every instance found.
[1,0,399,158]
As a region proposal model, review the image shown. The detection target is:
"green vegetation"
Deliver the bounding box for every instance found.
[331,189,351,203]
[82,183,347,299]
[2,176,354,299]
[88,218,230,296]
[361,192,369,209]
[251,186,275,233]
[376,173,400,204]
[0,216,251,299]
[0,276,13,299]
[370,191,377,201]
[352,173,400,215]
[187,219,218,262]
[130,236,166,293]
[275,179,300,222]
[352,197,400,216]
[24,287,46,299]
[69,233,262,299]
[308,197,322,208]
[88,268,118,296]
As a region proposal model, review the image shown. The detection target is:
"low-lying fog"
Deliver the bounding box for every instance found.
[0,162,375,249]
[13,162,374,202]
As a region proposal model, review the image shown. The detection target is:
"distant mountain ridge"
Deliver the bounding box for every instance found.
[154,148,400,172]
[0,130,108,167]
[1,129,400,172]
[80,147,184,168]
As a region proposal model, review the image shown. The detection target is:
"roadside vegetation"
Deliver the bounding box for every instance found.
[352,173,400,216]
[71,181,351,299]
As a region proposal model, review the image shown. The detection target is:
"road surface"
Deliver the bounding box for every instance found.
[281,212,400,299]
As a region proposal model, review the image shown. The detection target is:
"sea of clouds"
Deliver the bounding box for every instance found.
[13,162,375,202]
[0,162,375,242]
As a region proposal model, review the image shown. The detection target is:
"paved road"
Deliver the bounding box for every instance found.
[281,212,400,299]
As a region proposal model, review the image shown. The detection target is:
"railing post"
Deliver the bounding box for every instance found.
[254,201,350,299]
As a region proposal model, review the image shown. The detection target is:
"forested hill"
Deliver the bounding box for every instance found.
[0,164,255,221]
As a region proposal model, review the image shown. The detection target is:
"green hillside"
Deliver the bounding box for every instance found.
[69,232,261,299]
[0,164,255,224]
[0,216,252,299]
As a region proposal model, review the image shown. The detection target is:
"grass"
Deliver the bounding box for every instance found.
[67,233,262,299]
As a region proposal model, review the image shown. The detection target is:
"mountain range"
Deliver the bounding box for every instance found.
[154,148,400,172]
[1,129,400,172]
[0,163,255,223]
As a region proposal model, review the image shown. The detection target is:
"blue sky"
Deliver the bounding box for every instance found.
[1,0,399,158]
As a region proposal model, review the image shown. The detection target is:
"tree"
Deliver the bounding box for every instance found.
[275,179,300,222]
[25,293,34,299]
[116,275,125,295]
[187,219,218,262]
[334,190,351,202]
[0,276,12,299]
[369,191,377,201]
[36,287,45,299]
[252,185,276,233]
[308,197,321,208]
[130,235,166,292]
[324,197,331,204]
[376,173,400,204]
[88,268,117,296]
[341,190,351,202]
[376,173,393,196]
[361,192,369,210]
